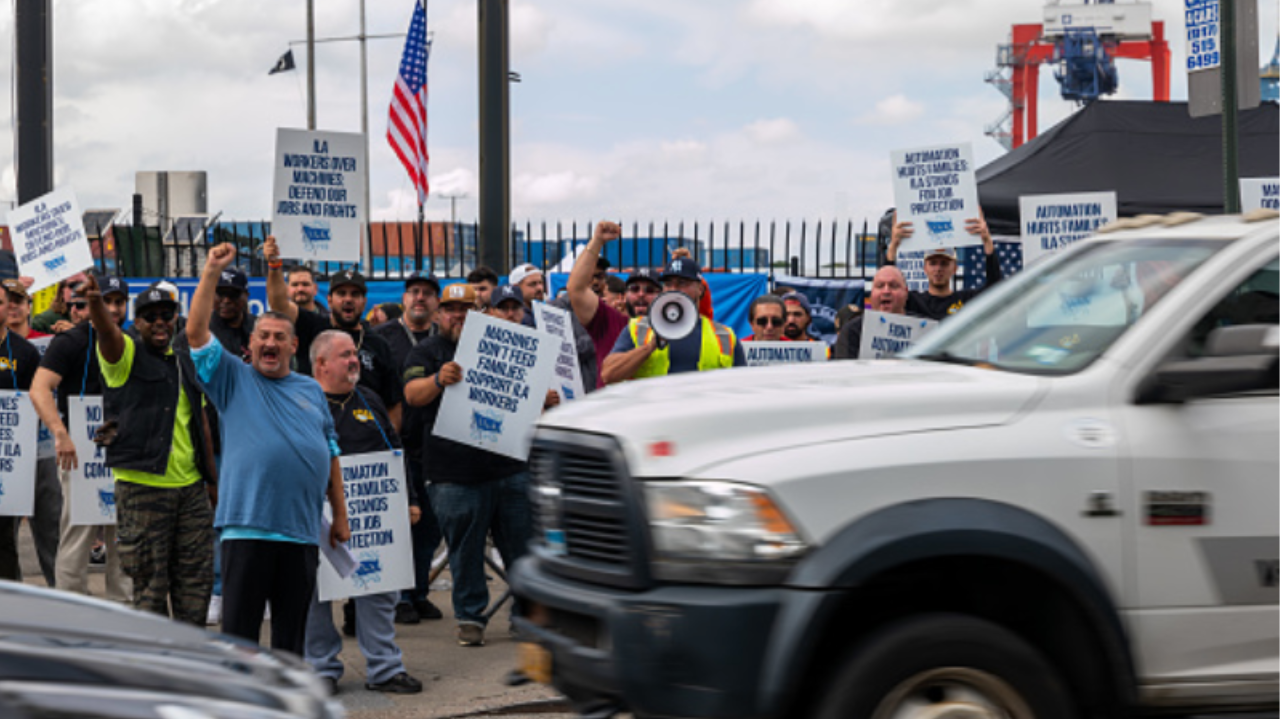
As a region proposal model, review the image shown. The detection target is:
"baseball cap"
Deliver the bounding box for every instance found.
[491,284,523,308]
[405,271,440,294]
[660,257,700,282]
[149,280,179,302]
[440,283,477,306]
[217,267,248,293]
[100,276,130,299]
[625,267,661,289]
[508,263,543,287]
[925,247,957,262]
[329,269,367,294]
[781,292,813,316]
[134,287,179,314]
[2,279,28,300]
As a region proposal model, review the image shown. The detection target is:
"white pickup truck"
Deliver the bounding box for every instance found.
[511,211,1279,719]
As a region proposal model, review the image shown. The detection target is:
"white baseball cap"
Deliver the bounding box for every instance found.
[509,263,543,286]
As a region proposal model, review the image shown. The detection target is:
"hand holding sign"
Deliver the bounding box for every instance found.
[438,362,463,387]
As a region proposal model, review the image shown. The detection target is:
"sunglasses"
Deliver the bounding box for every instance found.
[139,308,176,323]
[754,316,783,328]
[68,301,88,310]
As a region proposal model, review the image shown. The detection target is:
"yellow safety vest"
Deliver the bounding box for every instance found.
[629,316,736,379]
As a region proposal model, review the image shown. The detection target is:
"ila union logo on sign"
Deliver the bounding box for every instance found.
[353,551,384,589]
[301,221,332,253]
[471,410,504,442]
[43,254,67,273]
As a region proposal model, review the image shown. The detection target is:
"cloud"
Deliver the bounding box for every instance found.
[744,118,800,144]
[857,95,925,125]
[514,171,600,205]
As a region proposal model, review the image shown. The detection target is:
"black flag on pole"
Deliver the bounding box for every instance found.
[268,49,296,75]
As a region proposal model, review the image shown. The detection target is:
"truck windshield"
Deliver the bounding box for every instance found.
[906,239,1221,375]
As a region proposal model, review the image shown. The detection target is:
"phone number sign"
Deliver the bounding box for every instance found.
[1185,0,1220,72]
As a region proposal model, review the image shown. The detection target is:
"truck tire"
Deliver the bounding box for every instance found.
[813,613,1075,719]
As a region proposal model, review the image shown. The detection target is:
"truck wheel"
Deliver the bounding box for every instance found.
[814,613,1075,719]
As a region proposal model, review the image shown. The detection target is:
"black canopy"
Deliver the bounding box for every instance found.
[977,100,1279,235]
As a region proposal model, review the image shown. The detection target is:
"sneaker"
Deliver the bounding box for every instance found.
[342,600,356,638]
[205,595,222,626]
[413,598,444,621]
[366,671,423,694]
[393,602,421,625]
[321,675,340,696]
[456,623,485,647]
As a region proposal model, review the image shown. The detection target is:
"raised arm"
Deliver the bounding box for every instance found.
[84,274,125,364]
[566,221,620,327]
[264,236,299,322]
[188,243,238,349]
[885,212,912,265]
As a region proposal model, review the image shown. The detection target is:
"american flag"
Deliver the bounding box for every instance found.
[387,1,431,205]
[961,241,1023,290]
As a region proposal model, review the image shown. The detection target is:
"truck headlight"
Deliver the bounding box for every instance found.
[644,480,808,584]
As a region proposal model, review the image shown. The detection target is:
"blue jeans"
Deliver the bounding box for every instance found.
[427,471,530,626]
[400,457,442,605]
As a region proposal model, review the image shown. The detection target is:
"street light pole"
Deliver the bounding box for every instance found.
[439,192,467,226]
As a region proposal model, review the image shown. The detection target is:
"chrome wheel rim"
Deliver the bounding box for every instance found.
[871,667,1035,719]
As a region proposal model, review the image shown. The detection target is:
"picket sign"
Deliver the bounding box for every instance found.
[318,450,414,602]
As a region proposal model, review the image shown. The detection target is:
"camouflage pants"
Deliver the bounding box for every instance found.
[115,480,214,626]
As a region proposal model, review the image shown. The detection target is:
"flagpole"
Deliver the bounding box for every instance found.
[306,0,316,129]
[360,0,371,262]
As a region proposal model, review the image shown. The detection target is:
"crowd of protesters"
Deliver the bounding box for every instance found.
[0,212,996,695]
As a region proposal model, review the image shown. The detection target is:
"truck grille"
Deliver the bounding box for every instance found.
[529,431,648,589]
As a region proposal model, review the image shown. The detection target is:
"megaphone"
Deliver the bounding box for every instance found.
[648,291,699,346]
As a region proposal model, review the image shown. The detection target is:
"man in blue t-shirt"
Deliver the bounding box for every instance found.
[186,242,350,656]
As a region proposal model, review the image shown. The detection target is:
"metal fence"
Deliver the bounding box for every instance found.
[82,218,882,280]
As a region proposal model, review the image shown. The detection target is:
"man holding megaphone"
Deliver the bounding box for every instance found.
[601,258,745,383]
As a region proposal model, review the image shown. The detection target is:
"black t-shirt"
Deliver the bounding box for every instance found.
[402,334,524,485]
[327,385,416,505]
[893,251,1004,321]
[373,319,436,459]
[0,331,41,392]
[37,322,102,420]
[210,313,255,363]
[833,314,865,360]
[295,312,403,411]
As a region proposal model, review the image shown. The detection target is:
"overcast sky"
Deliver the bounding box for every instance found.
[1,0,1276,228]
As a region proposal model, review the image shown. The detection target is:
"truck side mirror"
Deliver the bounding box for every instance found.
[1136,325,1279,404]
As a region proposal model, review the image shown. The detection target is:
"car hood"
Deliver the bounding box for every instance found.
[0,582,332,718]
[539,360,1045,477]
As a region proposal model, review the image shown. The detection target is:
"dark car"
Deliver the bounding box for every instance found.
[0,581,341,719]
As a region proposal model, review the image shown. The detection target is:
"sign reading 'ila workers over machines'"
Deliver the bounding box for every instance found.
[271,128,368,263]
[890,142,981,253]
[318,450,414,602]
[433,312,557,461]
[6,187,96,293]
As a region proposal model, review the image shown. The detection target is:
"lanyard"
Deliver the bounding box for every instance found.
[354,387,396,454]
[4,333,16,394]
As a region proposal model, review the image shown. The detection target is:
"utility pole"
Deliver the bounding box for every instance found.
[439,192,467,225]
[306,0,317,130]
[15,0,53,204]
[1220,0,1239,213]
[478,0,510,275]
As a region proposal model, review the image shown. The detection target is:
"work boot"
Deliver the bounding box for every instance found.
[457,623,485,647]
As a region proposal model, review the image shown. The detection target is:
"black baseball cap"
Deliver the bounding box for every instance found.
[491,284,524,308]
[625,267,661,289]
[329,269,367,294]
[660,257,700,282]
[134,287,179,314]
[217,267,248,293]
[99,276,130,299]
[405,271,440,295]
